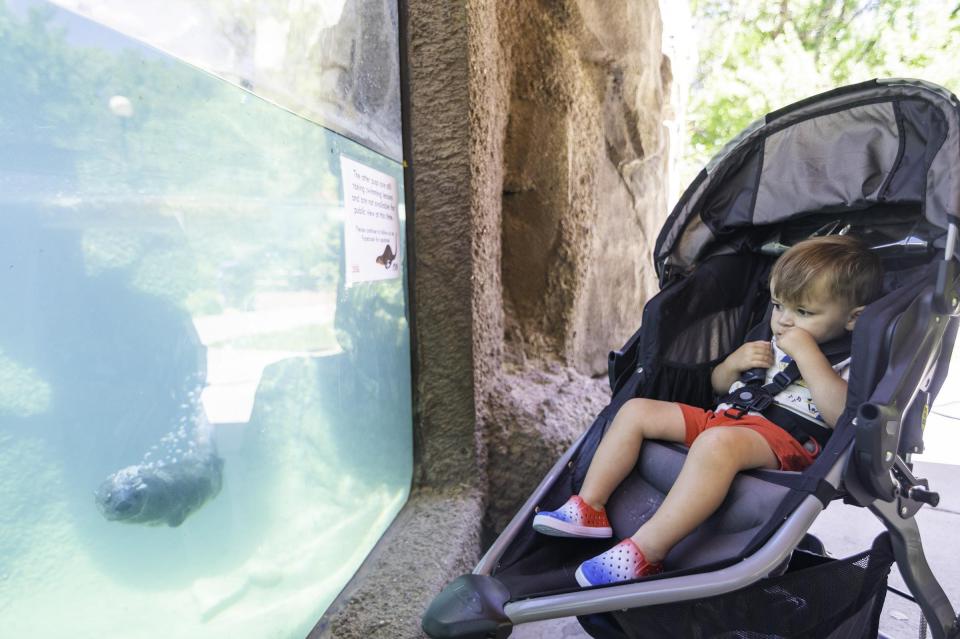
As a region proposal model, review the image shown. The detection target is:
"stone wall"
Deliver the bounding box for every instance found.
[487,0,670,532]
[501,0,668,376]
[316,0,671,636]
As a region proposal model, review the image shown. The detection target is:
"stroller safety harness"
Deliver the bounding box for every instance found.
[720,332,851,449]
[423,78,960,639]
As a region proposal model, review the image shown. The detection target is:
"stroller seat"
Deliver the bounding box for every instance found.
[492,441,798,600]
[423,79,960,639]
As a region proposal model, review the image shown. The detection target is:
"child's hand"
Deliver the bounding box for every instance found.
[776,327,819,360]
[727,340,774,373]
[712,340,773,393]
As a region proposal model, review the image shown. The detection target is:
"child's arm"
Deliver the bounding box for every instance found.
[710,341,774,394]
[777,328,848,427]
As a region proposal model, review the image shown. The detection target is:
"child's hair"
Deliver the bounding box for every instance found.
[770,235,883,307]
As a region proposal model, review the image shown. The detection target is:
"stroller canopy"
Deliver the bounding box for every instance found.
[657,78,960,278]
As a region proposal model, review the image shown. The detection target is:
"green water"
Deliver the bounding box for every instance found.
[0,2,413,636]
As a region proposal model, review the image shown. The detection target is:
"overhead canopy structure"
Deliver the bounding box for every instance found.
[656,79,960,278]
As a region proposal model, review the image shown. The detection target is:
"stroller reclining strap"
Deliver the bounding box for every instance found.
[721,334,851,449]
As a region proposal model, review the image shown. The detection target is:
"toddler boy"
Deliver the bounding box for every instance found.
[533,235,883,587]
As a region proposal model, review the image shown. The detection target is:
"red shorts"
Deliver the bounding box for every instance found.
[678,403,819,472]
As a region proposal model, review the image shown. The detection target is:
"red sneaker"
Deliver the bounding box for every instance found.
[575,539,663,587]
[532,495,613,538]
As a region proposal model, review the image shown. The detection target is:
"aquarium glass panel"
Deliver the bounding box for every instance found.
[0,1,412,637]
[50,0,403,160]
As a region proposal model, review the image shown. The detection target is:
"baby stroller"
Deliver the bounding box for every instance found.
[422,79,960,639]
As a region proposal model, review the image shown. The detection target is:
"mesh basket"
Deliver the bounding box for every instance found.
[579,533,894,639]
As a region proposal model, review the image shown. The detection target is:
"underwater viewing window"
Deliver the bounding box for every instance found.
[0,1,412,637]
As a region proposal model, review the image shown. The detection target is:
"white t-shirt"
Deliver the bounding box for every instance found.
[717,339,851,425]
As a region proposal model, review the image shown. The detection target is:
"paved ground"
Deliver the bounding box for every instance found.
[510,358,960,639]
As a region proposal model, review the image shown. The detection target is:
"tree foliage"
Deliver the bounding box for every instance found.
[683,0,960,182]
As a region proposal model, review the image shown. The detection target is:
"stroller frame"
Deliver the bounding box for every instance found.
[484,438,845,622]
[423,79,960,639]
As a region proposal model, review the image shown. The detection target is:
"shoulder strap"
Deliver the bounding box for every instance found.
[726,332,853,447]
[739,317,774,386]
[819,332,853,364]
[777,330,851,376]
[722,331,853,415]
[740,331,852,390]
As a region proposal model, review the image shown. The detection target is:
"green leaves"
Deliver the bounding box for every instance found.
[683,0,960,183]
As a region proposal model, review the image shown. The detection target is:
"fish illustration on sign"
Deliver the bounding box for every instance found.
[376,244,396,269]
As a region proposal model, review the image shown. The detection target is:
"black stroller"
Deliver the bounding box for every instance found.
[422,79,960,639]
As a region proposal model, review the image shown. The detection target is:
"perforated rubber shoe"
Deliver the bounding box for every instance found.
[575,539,663,587]
[532,495,613,538]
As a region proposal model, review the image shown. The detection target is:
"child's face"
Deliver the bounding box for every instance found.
[769,284,862,344]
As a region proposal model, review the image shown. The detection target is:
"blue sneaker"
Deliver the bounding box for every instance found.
[575,539,663,587]
[532,495,612,538]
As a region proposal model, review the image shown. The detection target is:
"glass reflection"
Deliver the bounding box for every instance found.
[50,0,403,160]
[0,1,412,637]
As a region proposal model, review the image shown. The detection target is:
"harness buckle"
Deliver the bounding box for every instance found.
[723,407,749,420]
[803,438,821,455]
[723,386,774,420]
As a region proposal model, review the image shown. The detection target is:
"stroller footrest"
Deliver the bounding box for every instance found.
[422,574,513,639]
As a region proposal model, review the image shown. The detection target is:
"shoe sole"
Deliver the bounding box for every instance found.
[532,514,612,538]
[574,564,662,588]
[574,565,594,587]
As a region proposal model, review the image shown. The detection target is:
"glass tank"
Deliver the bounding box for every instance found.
[0,1,412,637]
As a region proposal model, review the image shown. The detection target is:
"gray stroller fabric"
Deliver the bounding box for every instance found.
[656,79,959,276]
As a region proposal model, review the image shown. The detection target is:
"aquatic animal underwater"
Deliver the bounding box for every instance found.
[95,390,224,527]
[95,451,223,527]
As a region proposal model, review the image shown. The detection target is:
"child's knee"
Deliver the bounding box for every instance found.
[605,399,651,441]
[689,427,751,466]
[616,398,657,428]
[693,427,778,471]
[612,397,658,439]
[620,397,656,416]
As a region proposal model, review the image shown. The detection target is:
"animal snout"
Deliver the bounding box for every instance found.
[112,495,135,513]
[96,483,144,519]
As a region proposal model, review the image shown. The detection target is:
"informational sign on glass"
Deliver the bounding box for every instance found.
[340,155,402,287]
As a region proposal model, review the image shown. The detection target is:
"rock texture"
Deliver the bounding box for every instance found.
[488,0,671,535]
[501,0,669,375]
[319,0,671,636]
[485,365,609,532]
[312,488,484,639]
[309,0,404,159]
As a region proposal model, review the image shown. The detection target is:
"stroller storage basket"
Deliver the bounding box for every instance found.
[581,533,894,639]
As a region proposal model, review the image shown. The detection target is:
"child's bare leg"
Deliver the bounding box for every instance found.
[578,399,687,510]
[630,426,778,562]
